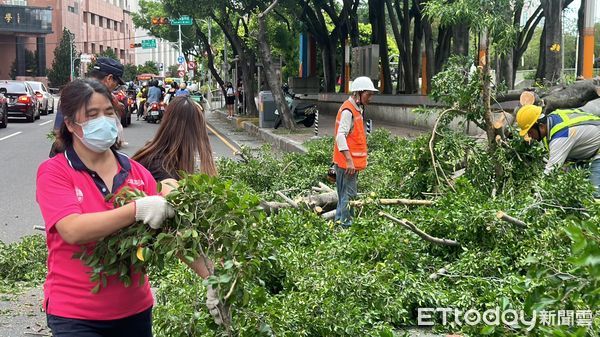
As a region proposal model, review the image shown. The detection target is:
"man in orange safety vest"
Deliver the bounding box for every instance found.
[332,76,378,227]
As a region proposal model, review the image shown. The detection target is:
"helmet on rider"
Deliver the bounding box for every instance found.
[349,76,378,93]
[516,105,543,137]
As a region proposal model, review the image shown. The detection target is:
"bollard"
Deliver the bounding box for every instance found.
[366,119,373,135]
[314,109,319,137]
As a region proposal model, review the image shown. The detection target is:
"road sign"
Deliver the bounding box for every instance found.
[170,15,192,25]
[187,61,196,70]
[141,39,156,49]
[178,70,185,78]
[177,64,185,71]
[80,53,92,63]
[177,55,185,64]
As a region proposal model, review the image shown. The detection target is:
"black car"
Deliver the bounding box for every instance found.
[0,80,40,122]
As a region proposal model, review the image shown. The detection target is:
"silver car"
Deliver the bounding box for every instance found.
[26,81,55,115]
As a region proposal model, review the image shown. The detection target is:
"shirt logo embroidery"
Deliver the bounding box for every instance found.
[127,179,145,187]
[75,187,83,203]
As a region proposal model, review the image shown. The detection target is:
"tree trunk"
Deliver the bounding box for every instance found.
[535,25,547,82]
[322,40,337,92]
[452,21,469,56]
[386,0,404,93]
[417,0,434,94]
[434,26,451,73]
[195,28,225,92]
[540,0,564,85]
[370,0,392,93]
[577,0,586,77]
[498,51,515,89]
[411,0,423,93]
[398,0,415,93]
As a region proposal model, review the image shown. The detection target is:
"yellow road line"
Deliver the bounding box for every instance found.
[207,124,240,155]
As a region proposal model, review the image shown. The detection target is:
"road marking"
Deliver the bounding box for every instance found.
[39,120,53,126]
[0,131,22,141]
[206,124,240,155]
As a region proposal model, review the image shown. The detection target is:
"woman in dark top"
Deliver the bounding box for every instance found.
[132,96,222,323]
[132,96,217,181]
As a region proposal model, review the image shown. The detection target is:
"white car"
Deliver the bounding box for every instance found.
[26,81,55,115]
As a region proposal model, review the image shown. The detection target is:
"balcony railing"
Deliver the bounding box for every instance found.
[0,5,52,34]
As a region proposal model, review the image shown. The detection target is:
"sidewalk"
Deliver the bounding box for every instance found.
[207,108,429,154]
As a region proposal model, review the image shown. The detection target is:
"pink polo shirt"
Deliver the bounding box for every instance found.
[36,147,157,320]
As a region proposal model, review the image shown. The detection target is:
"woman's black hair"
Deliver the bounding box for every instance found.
[54,78,115,153]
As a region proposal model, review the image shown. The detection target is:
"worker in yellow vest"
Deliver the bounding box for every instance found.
[516,104,600,197]
[332,76,379,227]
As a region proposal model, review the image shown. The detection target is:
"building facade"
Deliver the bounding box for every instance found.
[0,0,135,81]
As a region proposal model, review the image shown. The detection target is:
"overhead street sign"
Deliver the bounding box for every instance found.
[141,39,156,49]
[170,15,192,25]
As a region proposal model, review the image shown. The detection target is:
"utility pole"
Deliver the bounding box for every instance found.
[582,0,596,79]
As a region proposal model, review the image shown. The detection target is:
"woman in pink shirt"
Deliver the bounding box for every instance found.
[36,79,174,337]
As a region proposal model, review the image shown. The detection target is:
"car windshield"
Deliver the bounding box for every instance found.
[0,82,27,93]
[27,82,42,91]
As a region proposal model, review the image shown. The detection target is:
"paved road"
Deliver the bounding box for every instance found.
[0,105,239,244]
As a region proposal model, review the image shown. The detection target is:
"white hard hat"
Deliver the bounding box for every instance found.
[350,76,378,92]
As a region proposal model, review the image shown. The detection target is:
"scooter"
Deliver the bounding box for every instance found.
[146,101,165,123]
[273,87,318,129]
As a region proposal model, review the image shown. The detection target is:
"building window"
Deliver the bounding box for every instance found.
[91,43,96,53]
[99,17,103,28]
[91,14,95,25]
[68,6,75,13]
[120,49,125,60]
[100,45,104,53]
[83,12,87,23]
[114,21,118,31]
[84,42,88,53]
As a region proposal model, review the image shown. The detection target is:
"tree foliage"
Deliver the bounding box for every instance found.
[10,49,38,79]
[47,28,77,88]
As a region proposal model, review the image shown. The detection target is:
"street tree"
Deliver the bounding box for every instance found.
[257,0,294,129]
[369,0,392,93]
[137,61,159,75]
[534,0,570,85]
[122,64,138,82]
[47,28,77,88]
[9,50,38,79]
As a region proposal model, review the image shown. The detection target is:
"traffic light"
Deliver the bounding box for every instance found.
[151,17,169,25]
[130,43,142,48]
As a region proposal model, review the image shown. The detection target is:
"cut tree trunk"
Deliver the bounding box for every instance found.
[542,80,600,113]
[380,212,460,246]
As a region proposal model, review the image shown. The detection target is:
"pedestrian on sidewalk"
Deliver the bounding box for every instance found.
[332,76,378,227]
[36,79,175,337]
[131,96,223,324]
[225,82,235,119]
[237,79,244,115]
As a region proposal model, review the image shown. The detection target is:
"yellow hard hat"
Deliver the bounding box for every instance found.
[516,105,543,136]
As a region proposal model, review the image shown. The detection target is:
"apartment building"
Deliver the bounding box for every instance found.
[0,0,135,80]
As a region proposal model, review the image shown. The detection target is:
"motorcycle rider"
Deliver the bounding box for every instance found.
[144,80,163,118]
[332,76,378,227]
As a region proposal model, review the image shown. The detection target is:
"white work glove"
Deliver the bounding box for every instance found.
[134,196,175,229]
[206,285,223,325]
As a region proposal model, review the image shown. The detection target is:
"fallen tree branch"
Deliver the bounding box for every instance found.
[380,212,460,246]
[321,210,336,220]
[496,211,528,228]
[276,191,299,208]
[351,198,434,207]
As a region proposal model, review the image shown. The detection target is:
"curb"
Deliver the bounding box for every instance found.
[211,109,308,154]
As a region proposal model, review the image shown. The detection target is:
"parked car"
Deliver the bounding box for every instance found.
[0,89,7,128]
[26,81,54,115]
[0,80,40,122]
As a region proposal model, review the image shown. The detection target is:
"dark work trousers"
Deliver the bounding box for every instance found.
[47,307,152,337]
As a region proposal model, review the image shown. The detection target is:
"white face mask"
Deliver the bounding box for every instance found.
[75,116,118,153]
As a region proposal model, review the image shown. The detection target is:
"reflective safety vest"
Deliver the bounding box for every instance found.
[333,99,368,170]
[544,109,600,149]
